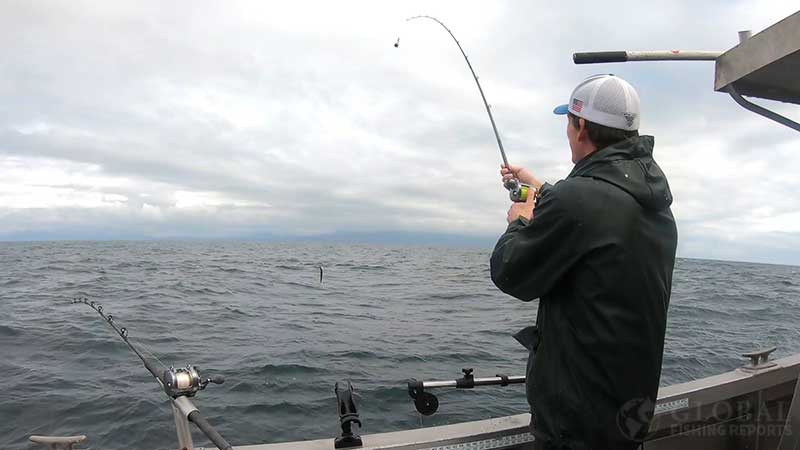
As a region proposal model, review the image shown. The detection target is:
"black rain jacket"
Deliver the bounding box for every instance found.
[491,135,677,450]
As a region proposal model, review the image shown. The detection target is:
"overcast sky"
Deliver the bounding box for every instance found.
[2,1,799,265]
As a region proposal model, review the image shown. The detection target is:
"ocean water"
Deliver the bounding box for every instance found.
[1,241,798,450]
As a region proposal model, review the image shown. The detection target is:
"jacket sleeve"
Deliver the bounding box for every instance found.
[490,183,583,301]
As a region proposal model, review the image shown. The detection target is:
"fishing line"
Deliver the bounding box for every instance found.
[137,339,169,372]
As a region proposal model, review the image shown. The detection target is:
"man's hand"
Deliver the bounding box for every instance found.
[507,190,536,223]
[500,164,543,190]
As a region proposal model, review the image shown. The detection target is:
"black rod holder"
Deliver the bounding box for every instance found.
[334,381,362,449]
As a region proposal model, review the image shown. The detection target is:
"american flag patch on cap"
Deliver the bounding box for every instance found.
[572,98,583,113]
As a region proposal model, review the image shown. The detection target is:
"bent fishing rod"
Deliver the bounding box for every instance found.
[72,297,230,450]
[407,368,525,415]
[396,15,531,203]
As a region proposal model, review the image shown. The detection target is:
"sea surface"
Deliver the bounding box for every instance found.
[1,241,799,450]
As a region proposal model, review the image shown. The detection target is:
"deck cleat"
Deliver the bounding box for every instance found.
[741,346,778,372]
[29,435,86,450]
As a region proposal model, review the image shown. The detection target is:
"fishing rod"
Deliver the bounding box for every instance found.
[408,368,525,415]
[396,15,531,203]
[72,297,230,450]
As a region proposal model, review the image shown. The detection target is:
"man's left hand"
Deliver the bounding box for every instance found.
[506,194,535,223]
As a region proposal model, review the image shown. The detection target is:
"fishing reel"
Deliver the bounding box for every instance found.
[505,179,531,203]
[162,366,224,398]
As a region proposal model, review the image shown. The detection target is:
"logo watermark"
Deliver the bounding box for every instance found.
[617,396,793,440]
[616,397,655,440]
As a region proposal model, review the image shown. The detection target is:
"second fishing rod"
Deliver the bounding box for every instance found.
[396,15,532,203]
[73,297,230,450]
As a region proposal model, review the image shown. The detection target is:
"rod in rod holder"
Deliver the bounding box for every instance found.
[72,296,232,450]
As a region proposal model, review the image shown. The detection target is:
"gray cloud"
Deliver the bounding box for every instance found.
[1,0,799,264]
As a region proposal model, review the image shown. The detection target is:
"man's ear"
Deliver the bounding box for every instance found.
[577,117,589,141]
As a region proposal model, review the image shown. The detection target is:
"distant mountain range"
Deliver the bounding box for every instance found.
[0,229,498,248]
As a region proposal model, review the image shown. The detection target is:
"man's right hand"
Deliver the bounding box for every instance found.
[500,165,543,190]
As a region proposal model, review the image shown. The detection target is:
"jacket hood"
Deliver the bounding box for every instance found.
[568,135,673,210]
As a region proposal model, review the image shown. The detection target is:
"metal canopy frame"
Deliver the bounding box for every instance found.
[573,9,800,132]
[715,10,800,131]
[714,10,800,104]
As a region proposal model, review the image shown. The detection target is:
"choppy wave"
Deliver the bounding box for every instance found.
[255,363,328,376]
[0,325,21,337]
[0,241,798,450]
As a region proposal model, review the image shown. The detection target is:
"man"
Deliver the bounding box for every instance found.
[490,74,677,450]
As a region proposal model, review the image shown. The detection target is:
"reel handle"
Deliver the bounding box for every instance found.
[201,375,225,388]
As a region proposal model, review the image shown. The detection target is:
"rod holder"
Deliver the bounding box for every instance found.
[334,381,363,448]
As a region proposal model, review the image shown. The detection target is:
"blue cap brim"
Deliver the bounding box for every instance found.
[553,104,569,115]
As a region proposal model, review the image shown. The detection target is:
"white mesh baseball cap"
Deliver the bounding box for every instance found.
[553,74,640,131]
